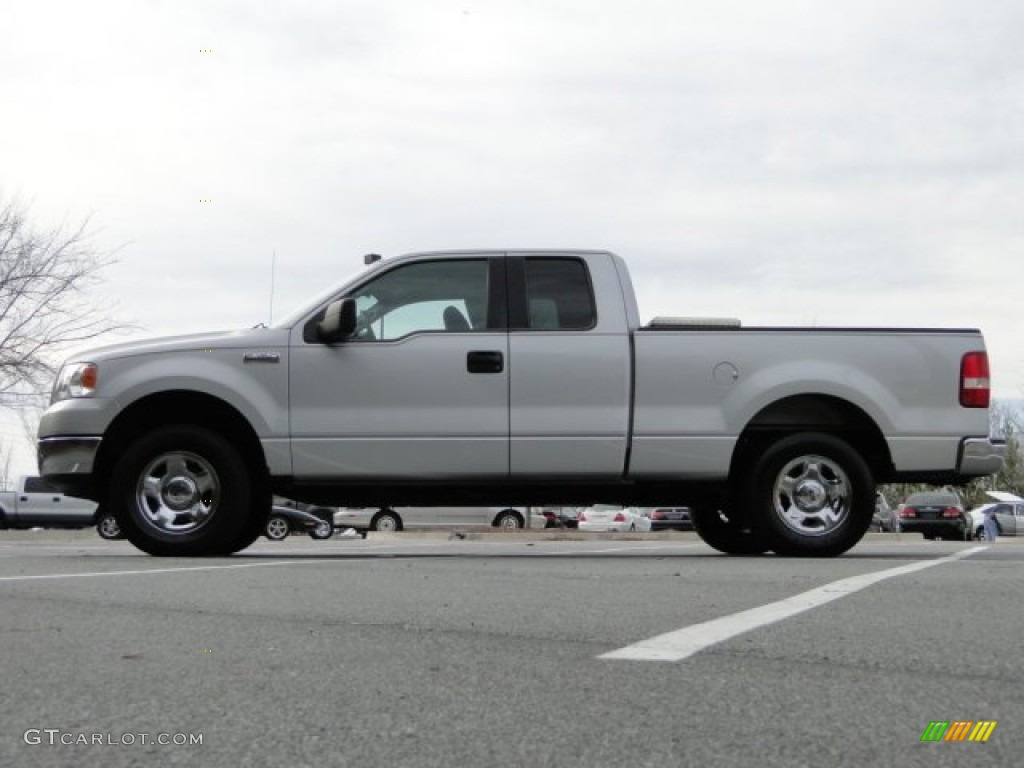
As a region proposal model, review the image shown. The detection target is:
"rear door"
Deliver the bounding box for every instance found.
[507,254,631,476]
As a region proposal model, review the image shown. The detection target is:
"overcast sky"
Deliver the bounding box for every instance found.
[1,0,1022,477]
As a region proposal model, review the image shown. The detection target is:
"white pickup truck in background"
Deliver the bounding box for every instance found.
[36,249,1005,557]
[0,475,97,530]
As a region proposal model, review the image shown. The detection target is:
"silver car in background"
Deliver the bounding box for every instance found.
[333,506,546,533]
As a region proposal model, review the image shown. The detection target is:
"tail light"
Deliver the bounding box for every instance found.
[960,351,991,408]
[652,510,666,520]
[942,508,962,518]
[613,513,625,522]
[900,508,916,519]
[578,512,587,522]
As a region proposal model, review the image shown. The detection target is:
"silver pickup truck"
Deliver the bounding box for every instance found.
[37,249,1005,557]
[0,475,97,530]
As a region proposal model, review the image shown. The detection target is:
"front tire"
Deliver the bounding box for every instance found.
[110,425,255,556]
[747,432,873,557]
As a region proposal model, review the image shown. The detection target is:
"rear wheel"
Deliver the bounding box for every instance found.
[747,432,873,557]
[110,425,255,556]
[494,510,524,530]
[309,519,333,540]
[96,510,124,540]
[371,509,403,532]
[690,504,769,555]
[265,515,290,541]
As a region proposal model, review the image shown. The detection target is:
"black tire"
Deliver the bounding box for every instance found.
[265,515,290,541]
[690,504,769,555]
[309,519,333,540]
[493,510,524,530]
[109,425,255,556]
[746,432,873,557]
[96,511,124,540]
[371,509,403,532]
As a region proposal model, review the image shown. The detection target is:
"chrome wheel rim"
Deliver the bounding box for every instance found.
[499,514,520,530]
[266,517,289,539]
[376,515,398,532]
[313,521,331,538]
[99,516,120,538]
[135,451,219,535]
[772,454,851,537]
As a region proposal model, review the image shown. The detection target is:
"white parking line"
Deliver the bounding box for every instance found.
[0,559,341,582]
[600,545,988,662]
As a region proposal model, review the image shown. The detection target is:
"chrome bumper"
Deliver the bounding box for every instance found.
[958,437,1006,477]
[37,436,102,476]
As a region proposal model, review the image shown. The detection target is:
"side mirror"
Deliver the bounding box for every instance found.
[317,298,357,342]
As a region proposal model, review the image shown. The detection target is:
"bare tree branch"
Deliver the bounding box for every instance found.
[0,196,130,404]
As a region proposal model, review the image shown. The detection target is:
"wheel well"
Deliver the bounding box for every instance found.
[94,391,269,504]
[731,395,892,483]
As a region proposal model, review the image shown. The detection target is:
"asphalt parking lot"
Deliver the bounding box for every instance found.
[1,530,1020,768]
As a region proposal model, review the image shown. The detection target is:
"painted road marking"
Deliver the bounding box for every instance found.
[600,545,988,662]
[0,559,343,582]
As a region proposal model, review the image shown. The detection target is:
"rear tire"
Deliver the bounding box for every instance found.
[371,509,403,532]
[747,432,873,557]
[96,510,124,540]
[494,510,524,530]
[265,515,290,541]
[309,519,333,540]
[110,425,255,556]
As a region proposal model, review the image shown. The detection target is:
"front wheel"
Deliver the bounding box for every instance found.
[690,504,769,555]
[110,425,256,556]
[746,433,873,557]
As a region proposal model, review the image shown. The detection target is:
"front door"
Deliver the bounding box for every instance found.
[289,256,509,479]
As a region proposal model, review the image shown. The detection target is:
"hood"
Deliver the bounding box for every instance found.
[62,327,291,364]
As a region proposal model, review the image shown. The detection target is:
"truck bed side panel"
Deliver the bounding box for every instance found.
[629,329,990,479]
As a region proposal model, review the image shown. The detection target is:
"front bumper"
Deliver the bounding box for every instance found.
[37,436,102,498]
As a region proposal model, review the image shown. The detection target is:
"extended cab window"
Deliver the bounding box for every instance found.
[523,258,595,330]
[23,477,55,493]
[348,260,489,341]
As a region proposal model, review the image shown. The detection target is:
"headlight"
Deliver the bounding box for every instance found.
[52,362,99,402]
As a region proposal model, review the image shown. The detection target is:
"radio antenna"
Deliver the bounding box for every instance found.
[269,249,276,324]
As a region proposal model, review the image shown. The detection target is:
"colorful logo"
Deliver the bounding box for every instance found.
[920,721,996,743]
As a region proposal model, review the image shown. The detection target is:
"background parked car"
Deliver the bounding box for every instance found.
[645,507,693,532]
[898,490,969,540]
[577,505,652,533]
[333,506,547,533]
[539,507,581,529]
[871,492,897,532]
[265,504,334,541]
[968,491,1024,540]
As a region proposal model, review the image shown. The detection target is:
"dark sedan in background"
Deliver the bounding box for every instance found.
[898,491,970,541]
[646,507,693,532]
